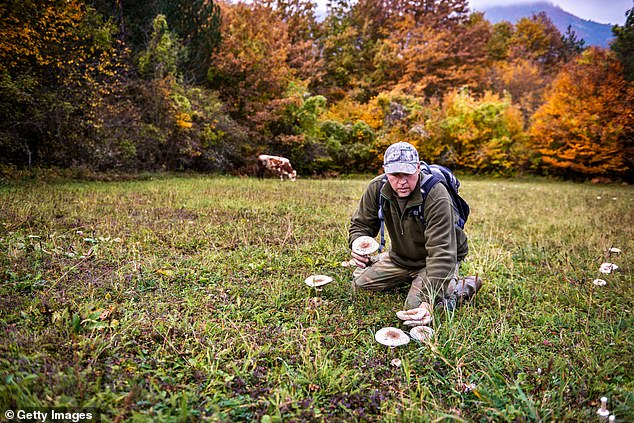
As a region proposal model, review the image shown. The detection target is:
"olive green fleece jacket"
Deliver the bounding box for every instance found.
[349,173,468,283]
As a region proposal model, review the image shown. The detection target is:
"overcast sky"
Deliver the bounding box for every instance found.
[467,0,632,25]
[314,0,632,25]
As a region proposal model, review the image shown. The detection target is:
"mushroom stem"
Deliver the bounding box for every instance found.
[597,397,610,420]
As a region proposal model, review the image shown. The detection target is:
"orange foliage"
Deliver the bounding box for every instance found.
[530,48,634,177]
[209,1,293,121]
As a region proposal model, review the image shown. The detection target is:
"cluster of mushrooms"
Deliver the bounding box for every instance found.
[304,236,435,349]
[352,236,436,347]
[375,304,435,348]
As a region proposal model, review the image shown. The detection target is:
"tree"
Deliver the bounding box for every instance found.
[560,25,585,62]
[161,0,222,83]
[138,15,182,80]
[263,0,324,85]
[487,21,513,61]
[437,88,527,174]
[529,47,633,179]
[0,0,126,168]
[510,12,565,73]
[611,6,634,81]
[208,1,294,132]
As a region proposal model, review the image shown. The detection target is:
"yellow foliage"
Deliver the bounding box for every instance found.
[175,112,193,129]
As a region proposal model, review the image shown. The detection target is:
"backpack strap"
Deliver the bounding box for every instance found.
[377,175,387,252]
[418,173,442,227]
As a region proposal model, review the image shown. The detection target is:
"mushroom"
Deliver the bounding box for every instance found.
[341,259,356,267]
[597,397,610,420]
[410,325,434,342]
[304,275,334,287]
[352,236,380,256]
[599,263,619,274]
[374,327,410,347]
[396,303,432,325]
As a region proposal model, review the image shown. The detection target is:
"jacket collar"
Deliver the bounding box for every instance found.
[381,173,423,208]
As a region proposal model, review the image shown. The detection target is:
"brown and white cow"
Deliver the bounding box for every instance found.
[257,154,297,181]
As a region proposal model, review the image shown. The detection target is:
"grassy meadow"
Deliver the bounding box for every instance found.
[0,175,632,422]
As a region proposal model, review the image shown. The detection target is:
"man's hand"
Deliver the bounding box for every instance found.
[351,251,371,268]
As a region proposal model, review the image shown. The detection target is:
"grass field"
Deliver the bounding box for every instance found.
[0,175,632,422]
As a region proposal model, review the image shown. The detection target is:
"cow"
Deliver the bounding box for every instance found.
[257,154,297,181]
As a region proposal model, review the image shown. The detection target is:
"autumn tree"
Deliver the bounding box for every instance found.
[385,10,491,97]
[486,13,578,120]
[435,88,527,174]
[208,2,293,123]
[0,0,127,168]
[263,0,324,86]
[529,47,634,179]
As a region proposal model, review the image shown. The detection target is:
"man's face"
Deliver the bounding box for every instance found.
[386,172,419,197]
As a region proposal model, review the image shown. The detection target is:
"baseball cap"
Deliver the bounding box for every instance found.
[383,142,420,174]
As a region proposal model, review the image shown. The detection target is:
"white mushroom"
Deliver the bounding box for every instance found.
[599,263,619,274]
[304,275,334,287]
[352,236,380,256]
[375,327,410,347]
[341,259,356,267]
[396,303,432,325]
[597,396,610,419]
[410,325,434,342]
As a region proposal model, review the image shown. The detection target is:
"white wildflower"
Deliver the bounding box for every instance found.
[608,247,622,254]
[391,358,402,367]
[593,279,607,286]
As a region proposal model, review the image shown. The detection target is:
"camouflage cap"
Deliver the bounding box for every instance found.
[383,142,420,174]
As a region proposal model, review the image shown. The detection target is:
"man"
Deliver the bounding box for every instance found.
[348,141,478,312]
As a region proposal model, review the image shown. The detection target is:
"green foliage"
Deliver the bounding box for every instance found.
[138,15,183,80]
[437,89,528,174]
[0,176,632,421]
[611,6,634,81]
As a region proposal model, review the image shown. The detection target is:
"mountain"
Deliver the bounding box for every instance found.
[477,2,615,47]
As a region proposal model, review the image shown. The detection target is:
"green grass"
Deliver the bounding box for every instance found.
[0,175,632,422]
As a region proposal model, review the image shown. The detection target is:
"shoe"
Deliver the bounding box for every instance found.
[453,275,483,306]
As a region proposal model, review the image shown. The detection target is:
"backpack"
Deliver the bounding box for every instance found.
[377,161,470,252]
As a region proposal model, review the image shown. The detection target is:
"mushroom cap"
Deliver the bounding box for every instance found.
[375,327,410,347]
[396,304,432,324]
[410,325,434,342]
[599,262,619,274]
[352,236,380,255]
[304,274,334,287]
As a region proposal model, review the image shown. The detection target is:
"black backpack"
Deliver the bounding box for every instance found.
[377,162,470,252]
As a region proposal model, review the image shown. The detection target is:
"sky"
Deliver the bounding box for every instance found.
[314,0,632,25]
[466,0,631,25]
